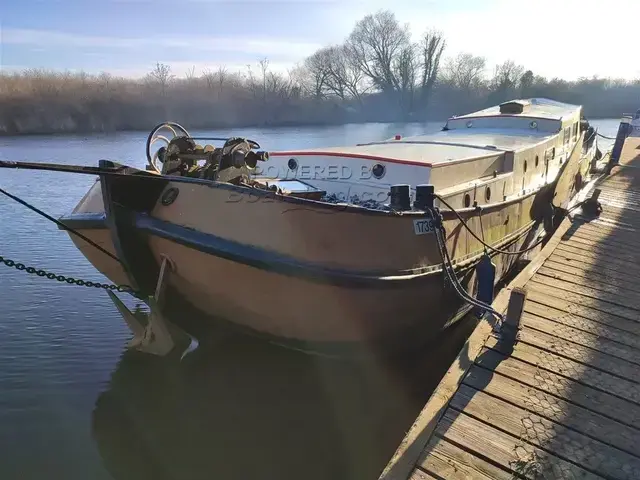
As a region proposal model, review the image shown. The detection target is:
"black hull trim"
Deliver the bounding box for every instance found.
[59,210,538,289]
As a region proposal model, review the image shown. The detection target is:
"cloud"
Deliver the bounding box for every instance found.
[0,28,321,60]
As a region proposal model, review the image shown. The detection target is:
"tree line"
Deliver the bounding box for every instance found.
[1,9,638,135]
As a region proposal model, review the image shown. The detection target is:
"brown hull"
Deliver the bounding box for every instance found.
[58,137,591,350]
[61,187,540,348]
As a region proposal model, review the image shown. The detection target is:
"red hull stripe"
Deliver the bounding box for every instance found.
[270,151,432,168]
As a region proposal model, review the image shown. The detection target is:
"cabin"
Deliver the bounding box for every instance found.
[263,98,585,209]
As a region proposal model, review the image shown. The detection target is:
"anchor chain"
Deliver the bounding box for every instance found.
[0,254,135,293]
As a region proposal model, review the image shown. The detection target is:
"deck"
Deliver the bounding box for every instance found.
[380,134,640,480]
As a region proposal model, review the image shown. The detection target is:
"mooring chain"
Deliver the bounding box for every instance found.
[0,254,135,293]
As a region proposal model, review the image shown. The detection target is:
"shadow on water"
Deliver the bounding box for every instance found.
[91,315,478,480]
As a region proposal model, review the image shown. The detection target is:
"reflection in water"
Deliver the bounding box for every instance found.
[92,319,477,480]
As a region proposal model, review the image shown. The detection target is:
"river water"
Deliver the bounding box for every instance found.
[0,119,620,480]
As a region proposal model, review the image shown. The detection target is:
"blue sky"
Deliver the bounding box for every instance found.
[1,0,639,80]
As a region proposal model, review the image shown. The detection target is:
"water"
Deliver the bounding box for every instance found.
[0,119,620,480]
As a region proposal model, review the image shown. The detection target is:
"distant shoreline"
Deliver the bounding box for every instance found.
[0,115,618,139]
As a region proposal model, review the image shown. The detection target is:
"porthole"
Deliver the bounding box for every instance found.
[530,121,538,129]
[535,155,539,167]
[372,163,386,179]
[287,158,298,170]
[463,193,471,208]
[466,121,473,128]
[524,160,528,173]
[485,186,491,202]
[161,187,179,206]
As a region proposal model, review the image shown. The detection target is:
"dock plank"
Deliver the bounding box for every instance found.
[557,240,640,265]
[450,385,640,479]
[524,298,640,338]
[484,335,640,403]
[529,276,640,315]
[526,281,640,322]
[521,313,640,363]
[475,347,640,428]
[514,327,640,384]
[549,248,640,281]
[417,438,512,480]
[435,410,601,479]
[536,265,640,302]
[463,365,640,455]
[541,259,640,295]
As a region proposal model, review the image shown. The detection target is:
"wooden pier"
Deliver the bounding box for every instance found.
[380,134,640,480]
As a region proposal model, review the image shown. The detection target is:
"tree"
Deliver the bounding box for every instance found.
[441,53,486,93]
[302,47,332,99]
[418,30,446,109]
[519,69,534,97]
[489,60,524,103]
[346,10,410,96]
[491,60,524,91]
[147,62,174,96]
[324,45,369,104]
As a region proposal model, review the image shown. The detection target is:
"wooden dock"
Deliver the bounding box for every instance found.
[380,134,640,480]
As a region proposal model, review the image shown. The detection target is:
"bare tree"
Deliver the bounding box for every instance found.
[185,65,196,82]
[303,47,332,99]
[491,60,524,91]
[147,62,174,95]
[418,30,445,109]
[346,10,410,96]
[393,44,419,113]
[324,45,369,103]
[441,53,487,92]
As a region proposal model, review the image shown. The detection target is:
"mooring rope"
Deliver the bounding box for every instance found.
[0,186,122,264]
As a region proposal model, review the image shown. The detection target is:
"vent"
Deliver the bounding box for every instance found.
[499,100,531,114]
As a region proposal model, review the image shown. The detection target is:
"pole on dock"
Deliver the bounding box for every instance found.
[607,117,633,173]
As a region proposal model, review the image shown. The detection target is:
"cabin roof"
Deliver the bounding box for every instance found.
[451,98,580,121]
[271,128,554,167]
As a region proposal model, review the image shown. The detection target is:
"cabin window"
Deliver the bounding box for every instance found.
[535,155,539,168]
[485,187,491,202]
[563,127,571,145]
[544,148,553,163]
[463,193,471,208]
[524,160,528,173]
[572,122,578,140]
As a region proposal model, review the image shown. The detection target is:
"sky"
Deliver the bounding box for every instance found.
[1,0,639,81]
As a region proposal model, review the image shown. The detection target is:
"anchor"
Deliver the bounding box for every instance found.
[107,255,197,358]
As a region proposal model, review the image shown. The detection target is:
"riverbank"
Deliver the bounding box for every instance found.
[1,68,638,137]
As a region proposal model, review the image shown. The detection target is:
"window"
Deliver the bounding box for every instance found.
[563,127,571,145]
[572,122,578,140]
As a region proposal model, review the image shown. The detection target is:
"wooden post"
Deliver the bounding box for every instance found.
[500,287,527,351]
